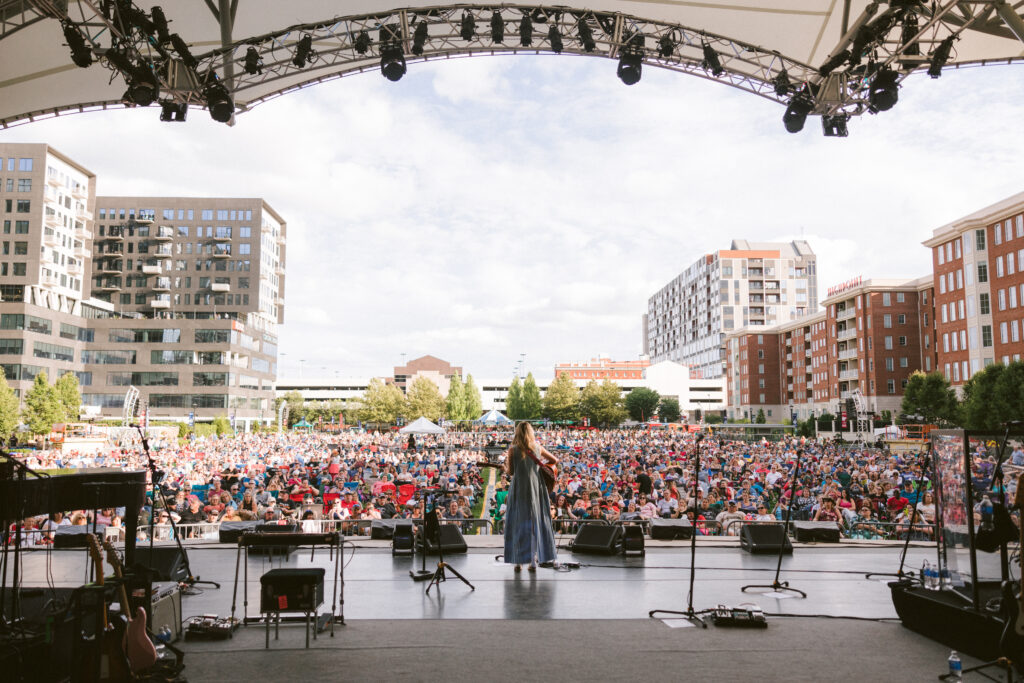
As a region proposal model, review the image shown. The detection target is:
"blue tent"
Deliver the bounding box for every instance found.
[475,410,513,425]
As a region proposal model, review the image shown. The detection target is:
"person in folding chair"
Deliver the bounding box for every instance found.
[502,422,560,573]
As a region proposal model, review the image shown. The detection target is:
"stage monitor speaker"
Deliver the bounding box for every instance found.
[250,522,299,557]
[392,522,414,555]
[260,568,325,613]
[134,546,190,582]
[218,520,258,544]
[793,521,841,543]
[650,517,693,540]
[739,524,793,555]
[371,520,396,540]
[571,525,623,555]
[621,525,645,556]
[416,524,468,554]
[53,525,103,548]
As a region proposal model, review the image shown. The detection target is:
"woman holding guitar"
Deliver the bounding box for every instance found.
[499,422,559,573]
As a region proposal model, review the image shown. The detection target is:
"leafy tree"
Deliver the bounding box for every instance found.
[901,371,958,425]
[446,374,468,421]
[796,417,815,438]
[54,372,82,422]
[879,409,893,425]
[580,380,627,427]
[280,390,306,427]
[0,368,19,441]
[212,414,232,435]
[657,397,681,423]
[406,376,446,421]
[755,408,766,424]
[463,374,483,421]
[625,387,660,422]
[506,376,523,419]
[703,412,723,424]
[521,373,543,420]
[543,373,580,422]
[359,378,407,425]
[961,361,1024,431]
[22,372,62,437]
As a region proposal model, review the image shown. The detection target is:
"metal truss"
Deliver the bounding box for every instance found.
[0,0,65,41]
[3,2,1024,131]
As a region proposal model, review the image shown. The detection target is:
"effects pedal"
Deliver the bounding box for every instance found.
[710,604,768,628]
[184,614,239,640]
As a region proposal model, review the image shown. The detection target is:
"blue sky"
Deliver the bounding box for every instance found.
[4,55,1024,379]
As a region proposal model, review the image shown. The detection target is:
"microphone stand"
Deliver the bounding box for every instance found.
[649,432,710,627]
[742,446,806,598]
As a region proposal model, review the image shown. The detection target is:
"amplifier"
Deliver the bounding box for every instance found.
[150,581,182,642]
[260,568,325,613]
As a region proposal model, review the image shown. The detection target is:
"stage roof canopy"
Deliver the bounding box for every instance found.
[1,1,1022,129]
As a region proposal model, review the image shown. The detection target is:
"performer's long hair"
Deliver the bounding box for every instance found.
[512,421,537,459]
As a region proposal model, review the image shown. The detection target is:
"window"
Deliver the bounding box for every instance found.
[883,314,892,328]
[977,229,987,250]
[240,227,251,238]
[13,242,26,255]
[201,209,213,220]
[900,357,909,368]
[884,336,893,350]
[15,200,30,213]
[17,179,31,192]
[80,350,137,364]
[33,342,74,362]
[997,256,1005,278]
[1000,322,1009,344]
[0,339,24,354]
[17,158,32,172]
[238,243,250,255]
[885,357,894,371]
[996,225,1003,245]
[882,292,891,306]
[12,263,25,276]
[151,350,195,364]
[982,325,993,347]
[956,269,963,288]
[980,293,990,315]
[899,336,908,346]
[999,289,1007,311]
[887,379,896,394]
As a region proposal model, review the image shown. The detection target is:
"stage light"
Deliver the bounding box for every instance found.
[63,22,92,68]
[115,0,154,35]
[657,34,674,59]
[772,69,790,97]
[159,101,187,122]
[821,114,848,137]
[293,33,314,68]
[243,46,262,75]
[519,15,533,46]
[490,11,504,43]
[547,25,563,53]
[353,30,371,55]
[205,82,234,123]
[169,34,197,69]
[380,45,407,81]
[783,92,814,134]
[577,18,596,52]
[106,52,159,106]
[151,6,171,44]
[900,15,920,57]
[412,21,428,55]
[818,49,850,77]
[702,42,723,77]
[617,51,642,85]
[460,12,476,41]
[928,34,955,78]
[868,67,899,111]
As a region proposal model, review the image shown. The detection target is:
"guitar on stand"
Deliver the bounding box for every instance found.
[999,471,1024,676]
[85,534,131,682]
[103,540,158,675]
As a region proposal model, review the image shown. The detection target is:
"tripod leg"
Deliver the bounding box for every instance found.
[441,563,475,590]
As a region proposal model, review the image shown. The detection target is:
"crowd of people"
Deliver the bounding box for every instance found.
[9,424,1009,544]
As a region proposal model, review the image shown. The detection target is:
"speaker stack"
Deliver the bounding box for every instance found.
[570,525,623,555]
[416,524,468,554]
[739,524,793,555]
[793,521,841,543]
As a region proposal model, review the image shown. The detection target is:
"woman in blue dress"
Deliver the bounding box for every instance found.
[502,421,559,572]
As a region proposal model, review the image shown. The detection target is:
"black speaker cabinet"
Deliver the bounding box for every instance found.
[53,525,102,548]
[739,524,793,555]
[260,568,325,613]
[621,525,645,556]
[134,546,190,582]
[793,521,841,543]
[391,522,415,555]
[370,520,396,540]
[650,517,693,540]
[570,525,623,555]
[416,524,468,554]
[250,522,299,557]
[218,520,258,544]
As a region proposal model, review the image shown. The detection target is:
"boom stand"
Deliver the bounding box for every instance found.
[742,447,807,598]
[422,491,473,594]
[649,432,709,627]
[410,488,435,582]
[865,448,931,582]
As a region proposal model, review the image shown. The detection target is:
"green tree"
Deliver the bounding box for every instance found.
[406,376,446,421]
[463,374,483,421]
[0,368,20,441]
[901,371,958,425]
[22,372,63,437]
[961,361,1024,431]
[359,378,407,425]
[657,397,681,423]
[506,376,523,419]
[54,372,82,422]
[446,374,467,421]
[579,380,627,427]
[212,414,232,435]
[543,373,580,422]
[755,408,766,424]
[280,390,306,428]
[521,373,543,419]
[625,387,660,422]
[704,412,724,424]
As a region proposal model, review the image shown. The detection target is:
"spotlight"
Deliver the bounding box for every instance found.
[151,6,171,44]
[900,15,920,57]
[772,69,790,97]
[783,92,814,134]
[63,22,92,68]
[547,25,563,53]
[243,46,263,75]
[702,42,723,77]
[868,67,899,111]
[380,45,407,81]
[928,34,955,78]
[412,21,429,55]
[107,53,159,106]
[818,49,849,77]
[204,82,234,123]
[519,15,533,47]
[577,18,596,52]
[159,101,187,122]
[657,34,674,59]
[821,114,848,137]
[169,34,197,69]
[293,33,314,68]
[353,30,371,55]
[115,0,154,35]
[617,51,642,85]
[460,12,476,41]
[490,11,504,43]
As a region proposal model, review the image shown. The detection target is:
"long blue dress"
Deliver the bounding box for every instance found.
[503,446,557,565]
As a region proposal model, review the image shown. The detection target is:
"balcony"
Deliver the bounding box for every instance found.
[141,264,162,275]
[40,274,59,288]
[134,214,154,225]
[837,328,858,341]
[148,295,171,309]
[212,233,232,242]
[840,390,856,400]
[94,280,122,292]
[71,186,87,200]
[152,277,171,291]
[76,207,93,221]
[785,352,793,361]
[102,230,125,242]
[275,264,285,276]
[154,226,174,241]
[96,261,121,274]
[152,245,173,257]
[838,348,858,361]
[210,282,230,292]
[212,246,231,258]
[836,307,856,321]
[45,213,61,229]
[839,369,859,381]
[46,175,61,188]
[43,231,60,247]
[67,261,83,275]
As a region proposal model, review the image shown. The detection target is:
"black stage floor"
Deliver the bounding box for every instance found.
[10,538,980,680]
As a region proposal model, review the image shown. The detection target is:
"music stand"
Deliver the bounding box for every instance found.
[742,446,807,598]
[420,489,473,594]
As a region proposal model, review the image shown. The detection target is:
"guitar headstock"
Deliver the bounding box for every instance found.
[103,539,125,578]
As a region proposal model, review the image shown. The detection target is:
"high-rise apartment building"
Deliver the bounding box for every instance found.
[644,240,817,378]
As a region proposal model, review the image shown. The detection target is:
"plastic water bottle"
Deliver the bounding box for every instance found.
[920,560,931,587]
[981,495,994,532]
[940,566,952,590]
[947,650,962,681]
[926,562,939,590]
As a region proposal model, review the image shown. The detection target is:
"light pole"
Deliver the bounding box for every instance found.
[299,359,306,380]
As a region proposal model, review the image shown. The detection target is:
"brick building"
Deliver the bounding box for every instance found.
[554,355,650,381]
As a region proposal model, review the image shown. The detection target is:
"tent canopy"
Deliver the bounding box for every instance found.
[475,409,513,425]
[1,2,1022,129]
[399,416,445,434]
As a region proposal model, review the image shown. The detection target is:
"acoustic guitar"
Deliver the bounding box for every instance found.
[85,534,131,683]
[999,472,1024,672]
[103,540,159,675]
[477,448,557,493]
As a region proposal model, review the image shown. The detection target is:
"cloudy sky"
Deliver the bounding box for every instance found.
[3,56,1023,380]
